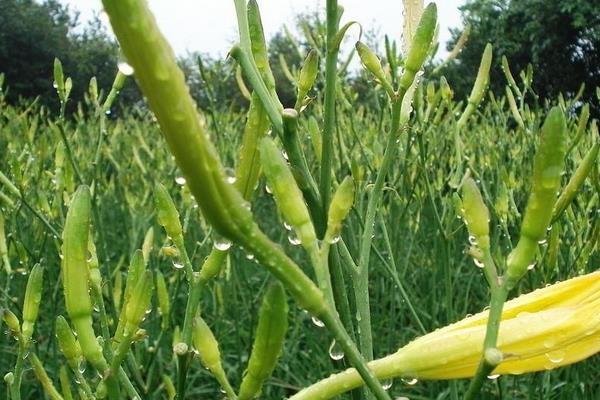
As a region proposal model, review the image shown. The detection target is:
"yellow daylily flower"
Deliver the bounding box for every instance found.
[291,271,600,400]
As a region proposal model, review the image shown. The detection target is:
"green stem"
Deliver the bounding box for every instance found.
[354,100,403,364]
[9,340,25,400]
[319,311,392,400]
[319,0,339,218]
[230,46,283,133]
[464,249,507,400]
[464,285,508,400]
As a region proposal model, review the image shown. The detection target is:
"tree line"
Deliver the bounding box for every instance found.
[1,0,599,114]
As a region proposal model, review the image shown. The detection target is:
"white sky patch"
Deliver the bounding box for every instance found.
[64,0,466,59]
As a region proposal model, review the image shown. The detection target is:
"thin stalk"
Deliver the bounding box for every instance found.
[9,340,26,400]
[354,100,403,364]
[319,310,392,400]
[464,250,507,400]
[319,0,339,221]
[464,285,508,400]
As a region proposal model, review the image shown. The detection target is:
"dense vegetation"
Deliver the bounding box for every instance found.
[0,0,598,399]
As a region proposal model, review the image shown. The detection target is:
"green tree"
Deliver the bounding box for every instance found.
[0,0,72,102]
[442,0,600,113]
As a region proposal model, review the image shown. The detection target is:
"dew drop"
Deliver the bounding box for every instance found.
[175,176,186,185]
[468,235,478,246]
[473,258,484,268]
[382,380,393,390]
[401,377,418,385]
[328,340,345,361]
[545,350,565,363]
[283,222,292,231]
[527,263,536,270]
[288,235,302,246]
[487,374,500,380]
[213,239,232,251]
[245,253,255,261]
[329,235,341,244]
[172,261,184,270]
[265,185,273,194]
[311,316,325,328]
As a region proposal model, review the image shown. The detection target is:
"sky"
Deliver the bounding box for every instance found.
[62,1,466,58]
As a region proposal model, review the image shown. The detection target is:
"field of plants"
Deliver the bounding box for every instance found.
[0,0,599,399]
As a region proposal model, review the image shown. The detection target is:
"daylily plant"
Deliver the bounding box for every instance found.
[292,271,600,399]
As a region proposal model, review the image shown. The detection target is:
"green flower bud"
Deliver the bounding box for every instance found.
[247,0,277,92]
[553,143,599,222]
[161,246,179,258]
[399,3,437,92]
[3,309,20,334]
[198,248,227,284]
[124,270,153,335]
[440,76,453,100]
[162,375,176,400]
[142,227,154,264]
[64,77,73,100]
[307,116,322,163]
[156,271,170,330]
[21,263,44,343]
[461,178,490,250]
[325,177,354,243]
[457,43,492,128]
[89,77,98,103]
[259,137,317,249]
[55,316,82,369]
[501,55,522,99]
[506,86,524,128]
[192,315,237,398]
[507,107,567,286]
[61,186,107,371]
[356,42,394,96]
[297,49,319,97]
[4,372,14,385]
[53,58,65,100]
[238,282,289,400]
[155,183,183,240]
[0,213,11,274]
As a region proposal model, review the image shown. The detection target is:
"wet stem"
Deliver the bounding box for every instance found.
[10,340,26,400]
[464,248,508,400]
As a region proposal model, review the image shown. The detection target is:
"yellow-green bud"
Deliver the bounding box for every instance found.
[53,58,65,100]
[457,43,492,128]
[162,375,176,400]
[89,77,98,103]
[192,316,223,374]
[506,107,567,286]
[356,42,383,80]
[21,263,44,343]
[55,316,82,369]
[161,246,179,258]
[142,227,154,264]
[156,271,170,330]
[440,76,453,100]
[155,183,183,240]
[461,178,490,249]
[124,270,153,335]
[325,177,354,243]
[238,282,288,400]
[552,143,599,222]
[298,49,319,96]
[399,3,437,91]
[3,309,20,334]
[259,137,316,248]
